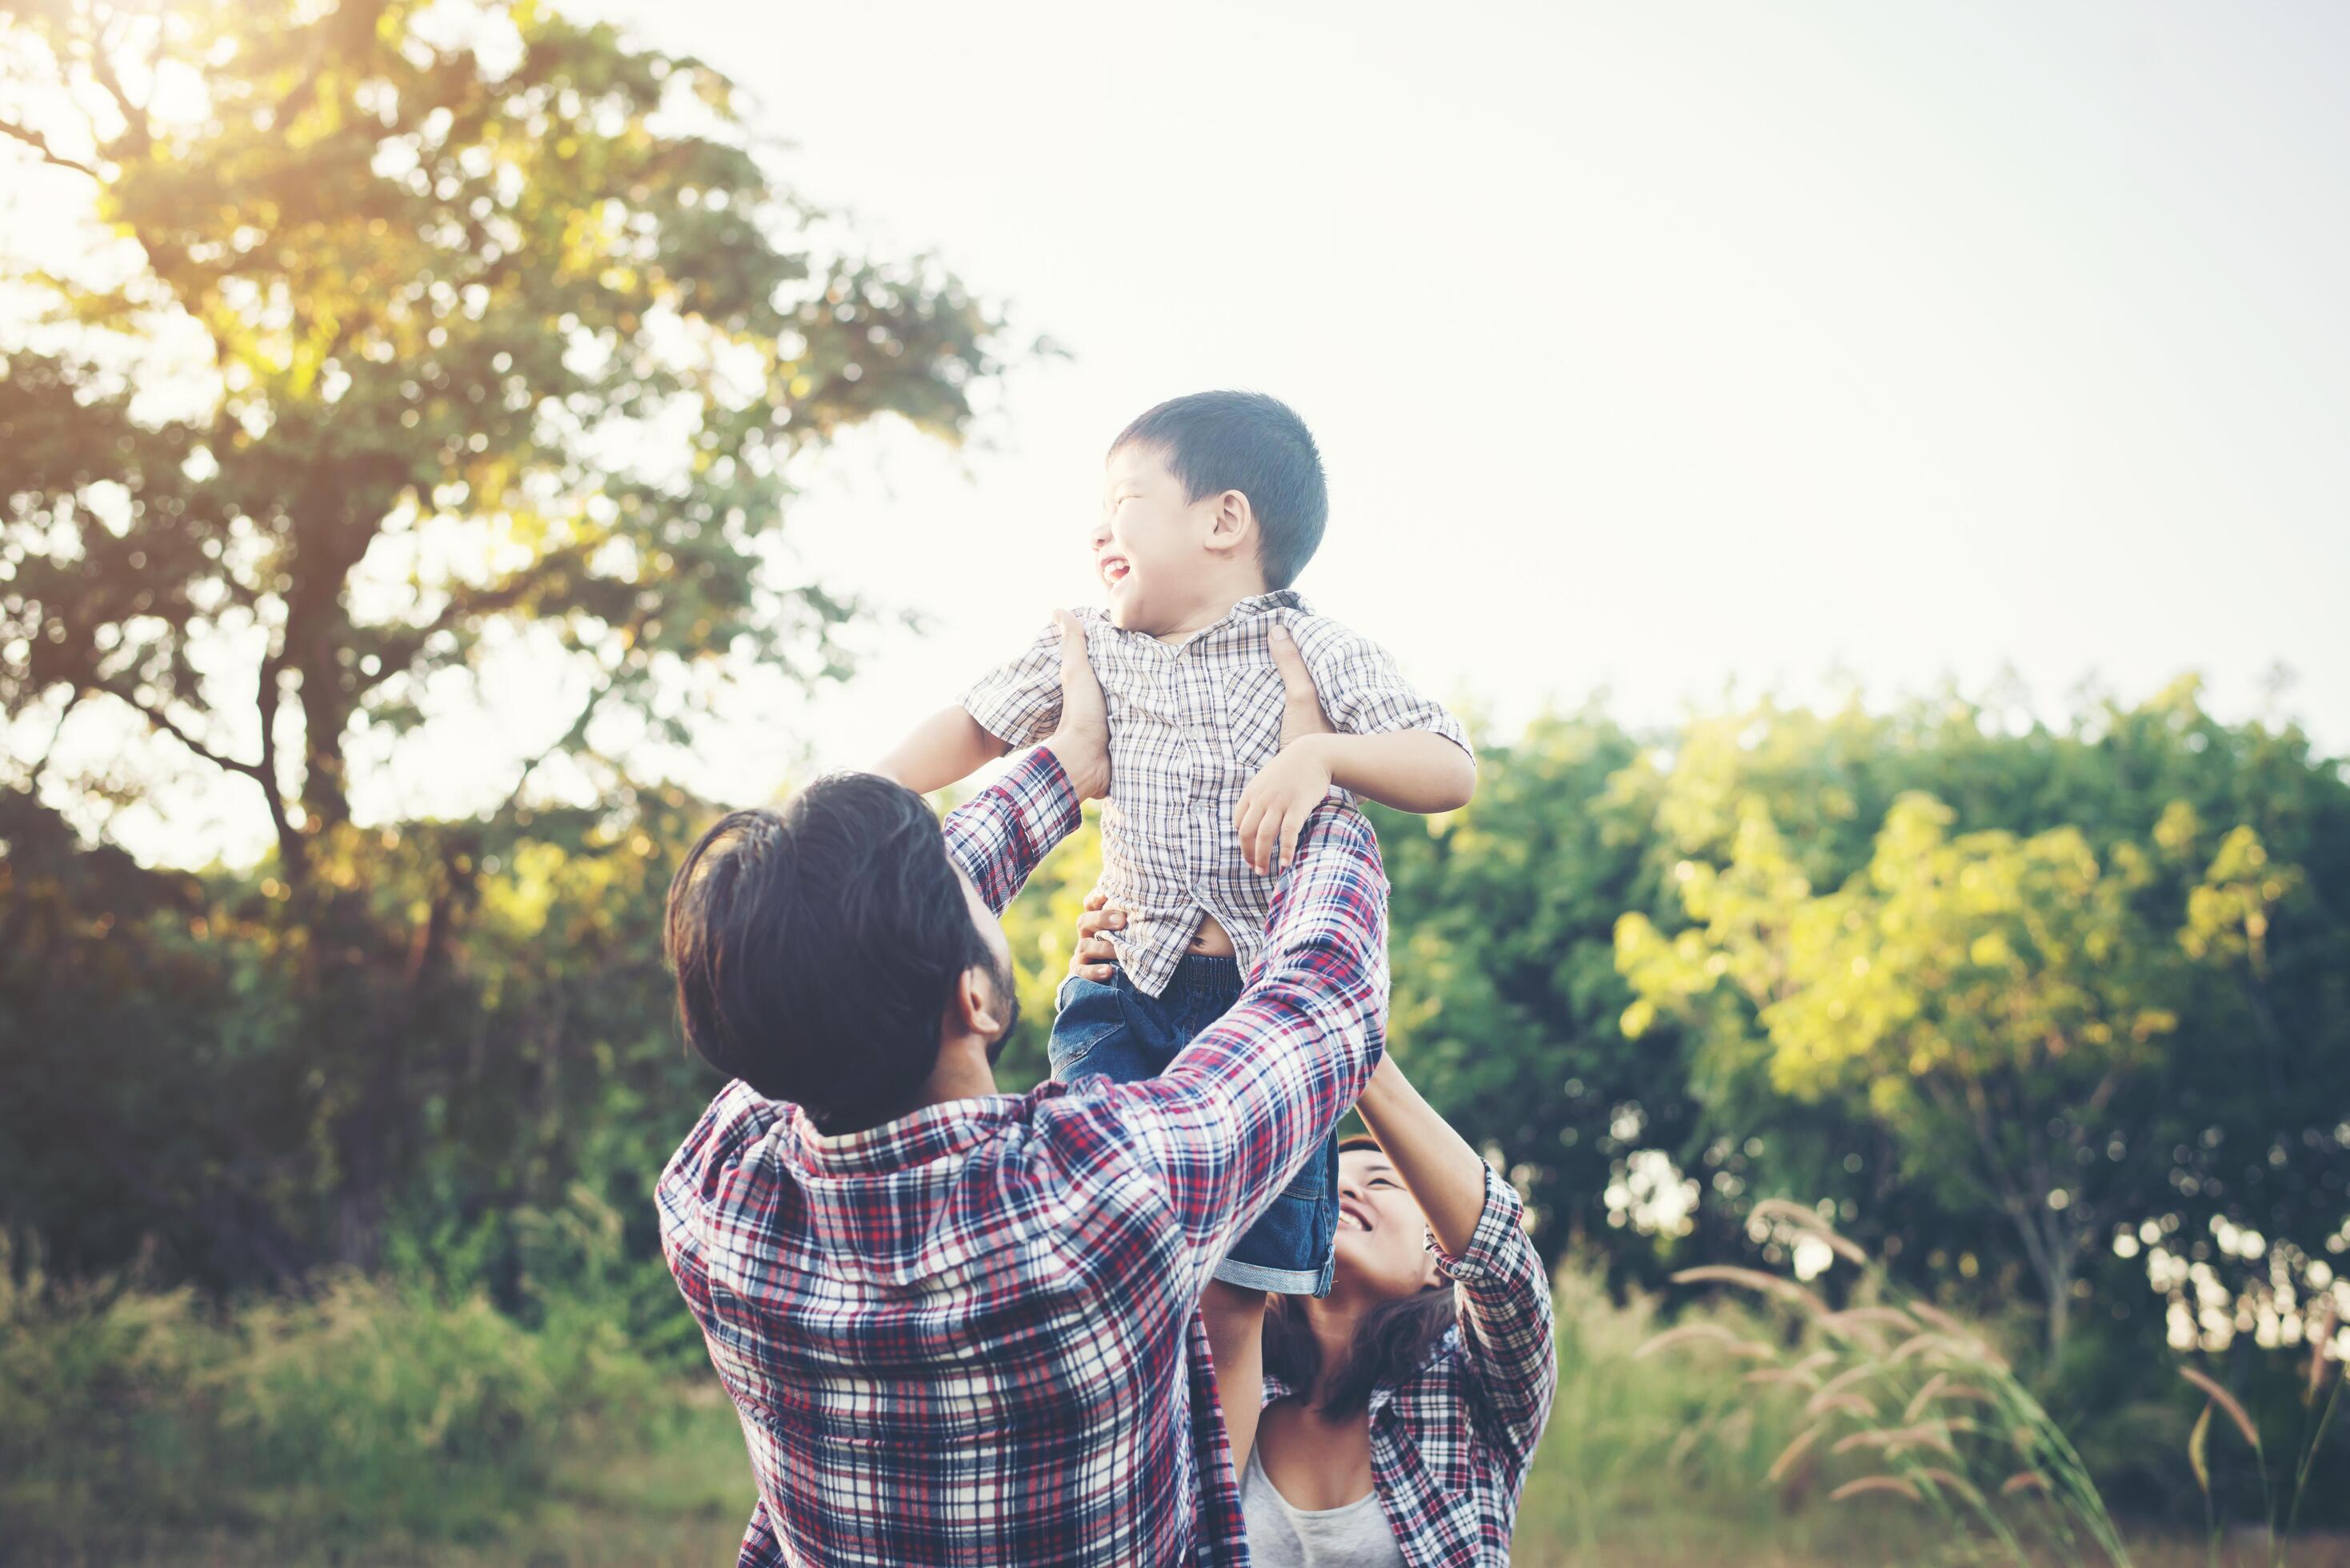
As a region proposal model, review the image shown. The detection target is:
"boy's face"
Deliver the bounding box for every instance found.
[1092,442,1224,634]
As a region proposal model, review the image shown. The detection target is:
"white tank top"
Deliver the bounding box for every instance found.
[1240,1446,1409,1568]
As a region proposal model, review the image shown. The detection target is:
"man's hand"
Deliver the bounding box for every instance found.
[1069,890,1123,982]
[1040,610,1110,801]
[1272,621,1335,748]
[1235,623,1337,874]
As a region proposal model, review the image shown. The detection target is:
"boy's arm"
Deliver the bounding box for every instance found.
[939,613,1107,910]
[1108,795,1390,1305]
[875,707,1007,796]
[1234,623,1475,874]
[1314,730,1476,811]
[878,614,1076,794]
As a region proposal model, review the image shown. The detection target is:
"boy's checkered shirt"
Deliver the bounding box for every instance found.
[658,747,1391,1566]
[961,590,1469,998]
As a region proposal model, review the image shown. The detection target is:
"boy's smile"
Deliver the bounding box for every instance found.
[1093,440,1263,638]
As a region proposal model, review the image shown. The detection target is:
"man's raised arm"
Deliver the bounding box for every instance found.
[940,610,1109,913]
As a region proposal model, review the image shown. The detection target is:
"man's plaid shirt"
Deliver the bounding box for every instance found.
[1260,1165,1559,1568]
[961,590,1467,998]
[657,747,1391,1566]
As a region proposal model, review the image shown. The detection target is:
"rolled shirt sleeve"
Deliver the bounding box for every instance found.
[1427,1162,1558,1473]
[960,619,1068,750]
[1286,614,1475,765]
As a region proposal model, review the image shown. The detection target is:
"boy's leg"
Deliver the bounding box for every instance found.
[1047,972,1156,1084]
[1203,1278,1270,1470]
[1074,956,1293,1470]
[1154,954,1289,1471]
[1207,1130,1340,1466]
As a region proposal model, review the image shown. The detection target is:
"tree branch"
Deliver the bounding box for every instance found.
[91,670,310,881]
[254,650,306,881]
[26,688,86,794]
[353,550,592,698]
[83,25,151,156]
[0,118,101,178]
[92,679,266,783]
[498,666,623,816]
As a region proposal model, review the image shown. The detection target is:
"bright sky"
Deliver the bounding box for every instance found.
[15,0,2350,866]
[596,0,2350,798]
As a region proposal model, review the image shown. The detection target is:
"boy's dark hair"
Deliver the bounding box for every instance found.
[664,773,995,1134]
[1113,390,1328,590]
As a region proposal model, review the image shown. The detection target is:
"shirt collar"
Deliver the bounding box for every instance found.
[1231,588,1311,618]
[1099,588,1312,644]
[787,1091,1033,1178]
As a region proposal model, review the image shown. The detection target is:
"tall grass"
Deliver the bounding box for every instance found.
[6,1205,2339,1566]
[0,1214,739,1560]
[2178,1309,2346,1568]
[1622,1200,2224,1568]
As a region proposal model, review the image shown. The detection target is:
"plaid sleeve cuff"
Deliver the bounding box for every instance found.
[1427,1162,1527,1282]
[940,746,1081,914]
[1001,745,1082,839]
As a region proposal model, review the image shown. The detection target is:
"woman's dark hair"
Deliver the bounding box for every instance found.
[1113,390,1328,590]
[1263,1135,1455,1418]
[1264,1286,1455,1420]
[663,772,997,1134]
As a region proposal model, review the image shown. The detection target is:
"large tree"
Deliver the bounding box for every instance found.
[1613,685,2350,1361]
[0,0,1010,1267]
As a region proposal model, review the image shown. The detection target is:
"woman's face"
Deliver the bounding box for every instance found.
[1331,1146,1443,1300]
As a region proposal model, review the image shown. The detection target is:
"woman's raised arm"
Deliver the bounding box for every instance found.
[1350,1054,1488,1259]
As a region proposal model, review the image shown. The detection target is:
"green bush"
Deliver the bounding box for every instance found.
[0,1233,699,1554]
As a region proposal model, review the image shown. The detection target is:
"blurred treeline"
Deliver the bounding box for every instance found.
[9,682,2349,1543]
[2,0,2347,1554]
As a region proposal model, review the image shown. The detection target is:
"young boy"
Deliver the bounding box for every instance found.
[876,390,1474,1467]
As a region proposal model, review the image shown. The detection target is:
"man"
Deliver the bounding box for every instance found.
[657,613,1390,1566]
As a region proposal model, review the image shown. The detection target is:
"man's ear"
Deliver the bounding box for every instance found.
[1203,487,1256,562]
[954,963,1015,1039]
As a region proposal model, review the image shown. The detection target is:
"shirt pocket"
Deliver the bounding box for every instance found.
[1215,663,1285,775]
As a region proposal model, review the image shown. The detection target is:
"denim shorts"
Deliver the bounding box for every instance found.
[1051,954,1339,1298]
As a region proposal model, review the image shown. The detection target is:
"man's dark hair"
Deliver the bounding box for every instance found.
[664,773,997,1134]
[1113,390,1328,590]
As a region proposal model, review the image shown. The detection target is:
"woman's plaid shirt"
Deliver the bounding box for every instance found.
[657,747,1391,1566]
[1261,1166,1558,1568]
[961,590,1467,998]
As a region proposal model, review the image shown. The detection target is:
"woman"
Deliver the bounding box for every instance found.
[1069,916,1557,1568]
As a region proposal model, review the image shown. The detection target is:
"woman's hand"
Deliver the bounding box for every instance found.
[1068,890,1123,982]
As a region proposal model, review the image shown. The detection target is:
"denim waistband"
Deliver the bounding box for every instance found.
[1159,952,1243,996]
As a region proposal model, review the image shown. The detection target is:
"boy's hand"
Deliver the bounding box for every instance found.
[1069,890,1123,982]
[1040,610,1111,800]
[1236,737,1334,874]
